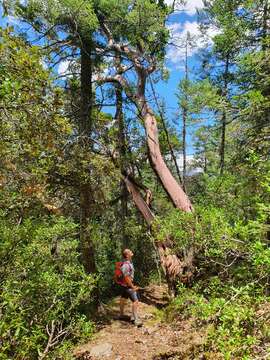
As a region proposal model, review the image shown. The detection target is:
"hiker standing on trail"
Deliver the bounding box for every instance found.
[114,249,142,326]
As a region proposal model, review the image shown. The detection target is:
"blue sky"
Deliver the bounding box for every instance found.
[0,0,212,158]
[155,0,213,155]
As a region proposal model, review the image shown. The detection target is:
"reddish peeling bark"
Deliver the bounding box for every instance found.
[108,68,194,291]
[96,11,194,213]
[138,95,193,212]
[97,21,195,291]
[123,175,194,294]
[123,176,155,226]
[97,21,193,213]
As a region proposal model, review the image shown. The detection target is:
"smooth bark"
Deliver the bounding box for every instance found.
[149,77,183,186]
[97,20,193,212]
[137,93,193,212]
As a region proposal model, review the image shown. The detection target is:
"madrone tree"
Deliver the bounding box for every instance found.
[94,0,194,287]
[95,0,192,212]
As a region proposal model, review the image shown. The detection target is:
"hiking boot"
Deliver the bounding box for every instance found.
[134,318,143,327]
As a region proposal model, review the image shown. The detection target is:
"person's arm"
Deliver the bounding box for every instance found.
[121,263,138,290]
[123,275,138,290]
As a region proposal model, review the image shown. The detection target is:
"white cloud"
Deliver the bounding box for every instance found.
[166,20,220,67]
[58,59,80,78]
[58,59,110,80]
[165,0,204,15]
[176,153,203,174]
[184,0,204,15]
[58,60,71,76]
[41,58,49,70]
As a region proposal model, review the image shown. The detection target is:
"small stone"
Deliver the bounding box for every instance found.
[142,327,151,335]
[90,343,112,358]
[135,339,147,344]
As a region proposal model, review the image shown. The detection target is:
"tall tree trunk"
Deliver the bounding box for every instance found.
[79,41,96,274]
[262,0,269,51]
[219,56,229,175]
[104,57,193,212]
[136,72,194,291]
[115,82,129,246]
[115,66,194,291]
[219,110,226,175]
[130,67,193,212]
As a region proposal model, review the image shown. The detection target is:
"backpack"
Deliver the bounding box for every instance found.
[114,261,131,286]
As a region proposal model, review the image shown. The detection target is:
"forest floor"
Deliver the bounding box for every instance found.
[73,284,207,360]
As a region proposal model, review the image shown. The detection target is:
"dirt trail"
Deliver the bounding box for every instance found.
[73,284,205,360]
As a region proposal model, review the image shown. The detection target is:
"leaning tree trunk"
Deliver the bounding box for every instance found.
[107,59,194,292]
[138,94,193,212]
[79,41,96,275]
[123,175,194,295]
[102,57,192,212]
[131,68,192,211]
[124,70,194,293]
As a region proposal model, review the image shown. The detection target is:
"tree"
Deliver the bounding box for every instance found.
[199,0,246,174]
[193,125,218,174]
[0,28,97,359]
[5,0,102,274]
[0,27,71,218]
[176,32,193,189]
[94,0,193,211]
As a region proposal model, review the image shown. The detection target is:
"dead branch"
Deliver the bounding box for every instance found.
[39,320,68,360]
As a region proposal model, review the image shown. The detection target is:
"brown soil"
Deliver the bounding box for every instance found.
[73,284,206,360]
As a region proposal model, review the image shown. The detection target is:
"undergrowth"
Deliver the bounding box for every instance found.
[163,280,270,359]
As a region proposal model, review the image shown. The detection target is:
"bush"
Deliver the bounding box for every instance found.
[165,284,267,359]
[0,215,96,359]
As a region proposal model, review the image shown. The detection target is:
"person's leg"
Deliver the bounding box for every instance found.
[126,289,142,326]
[132,300,139,321]
[120,296,127,316]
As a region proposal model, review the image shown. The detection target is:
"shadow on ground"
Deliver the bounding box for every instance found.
[95,284,170,329]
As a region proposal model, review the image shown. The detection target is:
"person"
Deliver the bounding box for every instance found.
[117,248,142,326]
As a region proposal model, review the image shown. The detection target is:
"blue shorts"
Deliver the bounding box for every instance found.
[118,285,138,302]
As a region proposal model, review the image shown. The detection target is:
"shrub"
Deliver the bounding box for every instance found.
[0,215,96,359]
